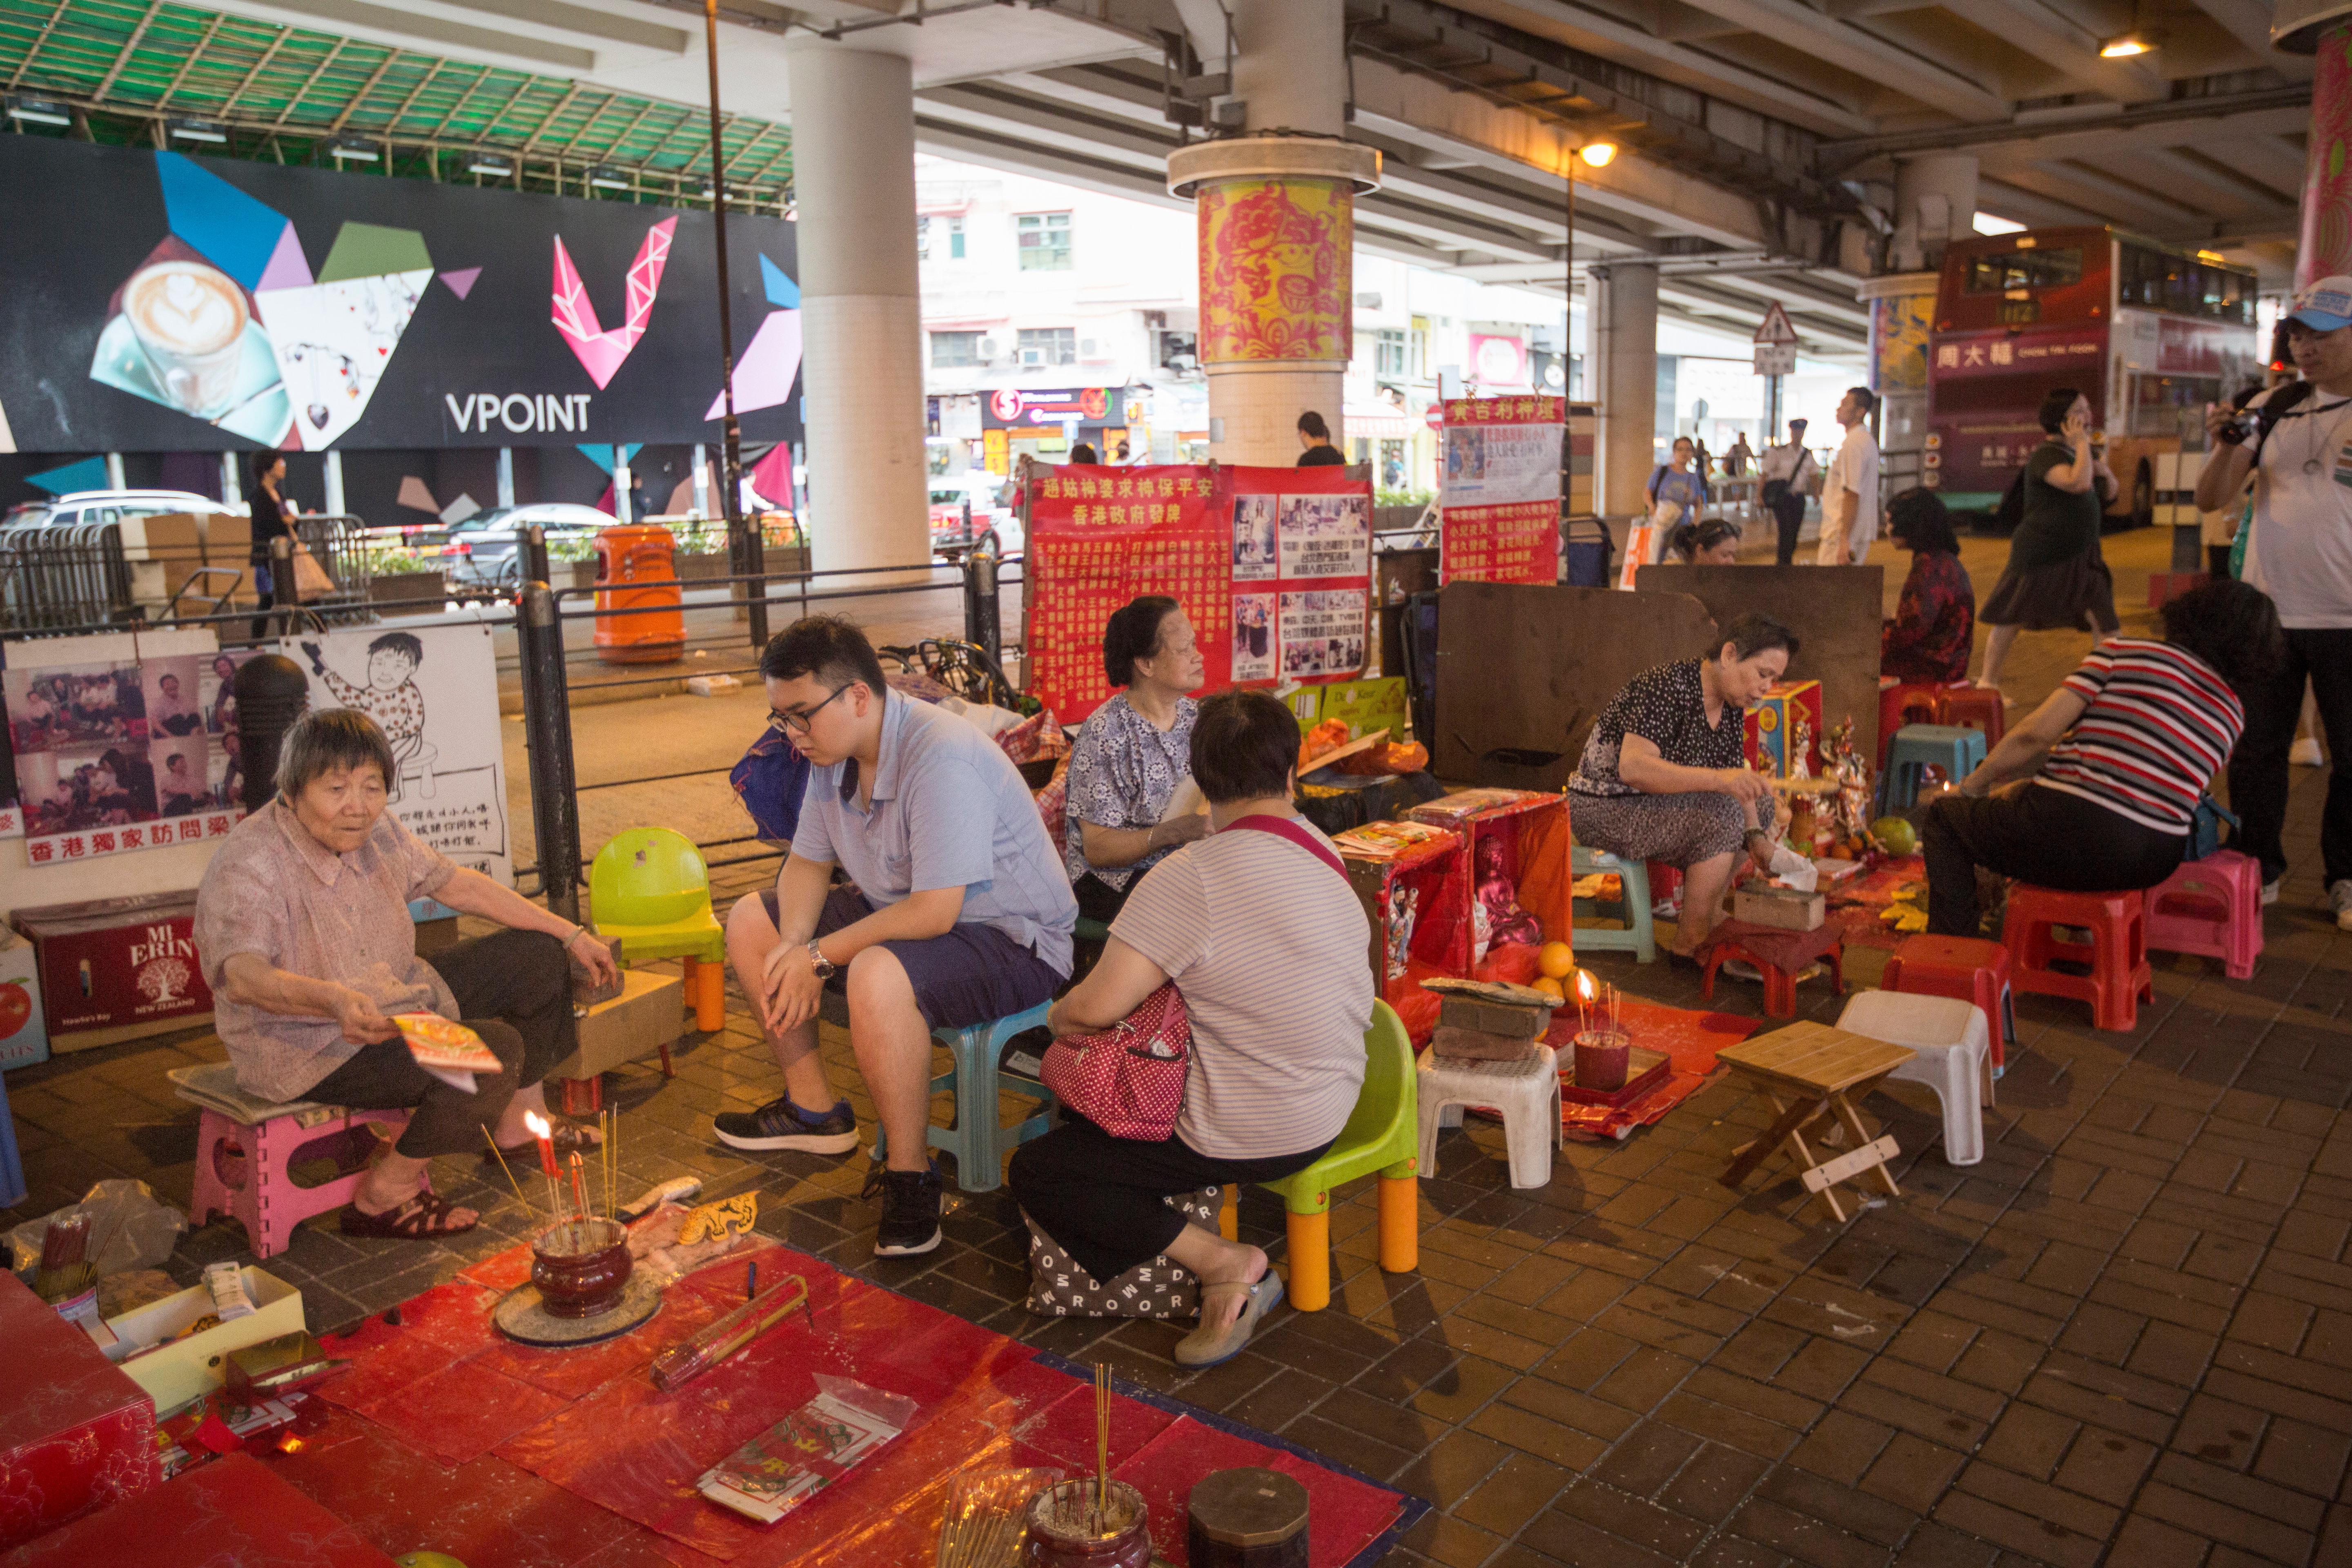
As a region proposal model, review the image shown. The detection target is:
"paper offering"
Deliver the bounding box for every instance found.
[697,1376,916,1526]
[1157,777,1206,823]
[394,1012,500,1093]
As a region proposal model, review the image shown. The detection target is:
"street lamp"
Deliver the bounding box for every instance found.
[1561,141,1619,396]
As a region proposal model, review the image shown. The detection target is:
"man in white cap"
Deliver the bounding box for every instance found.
[2196,275,2352,927]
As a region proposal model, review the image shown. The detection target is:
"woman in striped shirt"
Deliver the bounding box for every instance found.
[1921,579,2285,938]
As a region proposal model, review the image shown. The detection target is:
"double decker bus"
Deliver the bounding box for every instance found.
[1922,227,2263,526]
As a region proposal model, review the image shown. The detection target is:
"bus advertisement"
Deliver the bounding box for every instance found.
[1922,227,2263,526]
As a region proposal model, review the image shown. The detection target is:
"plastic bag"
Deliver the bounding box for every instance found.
[8,1178,188,1278]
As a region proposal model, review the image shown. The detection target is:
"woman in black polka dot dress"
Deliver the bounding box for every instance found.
[1568,613,1799,955]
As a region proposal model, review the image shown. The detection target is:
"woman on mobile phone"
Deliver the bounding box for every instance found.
[1970,388,2119,699]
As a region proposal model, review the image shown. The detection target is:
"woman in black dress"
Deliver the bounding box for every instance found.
[1973,388,2119,697]
[249,452,296,637]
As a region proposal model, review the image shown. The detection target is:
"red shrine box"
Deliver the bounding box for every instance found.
[1744,680,1824,779]
[1332,822,1471,1043]
[9,891,212,1047]
[1406,789,1572,984]
[0,1270,158,1550]
[4,1452,395,1565]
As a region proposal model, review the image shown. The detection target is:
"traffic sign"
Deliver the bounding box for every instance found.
[1754,343,1796,377]
[1753,302,1799,346]
[1425,402,1444,430]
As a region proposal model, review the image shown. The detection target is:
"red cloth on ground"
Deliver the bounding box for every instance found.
[1697,918,1845,973]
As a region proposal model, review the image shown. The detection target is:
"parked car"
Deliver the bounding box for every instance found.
[4,489,223,529]
[929,472,1019,559]
[437,503,610,587]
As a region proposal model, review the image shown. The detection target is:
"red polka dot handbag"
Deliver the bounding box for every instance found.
[1040,980,1191,1141]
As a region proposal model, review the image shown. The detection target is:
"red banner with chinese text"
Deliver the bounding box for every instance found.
[1027,463,1372,724]
[1438,396,1564,586]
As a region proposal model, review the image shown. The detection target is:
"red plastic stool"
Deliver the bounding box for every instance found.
[1879,683,1944,767]
[1935,686,2006,753]
[1698,919,1845,1020]
[1882,933,2015,1075]
[2003,885,2152,1032]
[2143,850,2263,981]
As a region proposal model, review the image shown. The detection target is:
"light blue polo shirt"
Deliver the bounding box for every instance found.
[790,691,1077,976]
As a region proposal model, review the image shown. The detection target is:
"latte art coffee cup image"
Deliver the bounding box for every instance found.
[122,261,249,416]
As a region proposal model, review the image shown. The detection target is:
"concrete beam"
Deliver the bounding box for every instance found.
[1664,0,2011,122]
[1823,87,2310,166]
[1462,0,1876,135]
[2188,0,2314,77]
[1949,0,2167,103]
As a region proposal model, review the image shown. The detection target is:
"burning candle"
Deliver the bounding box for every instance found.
[1573,969,1599,1035]
[525,1109,559,1178]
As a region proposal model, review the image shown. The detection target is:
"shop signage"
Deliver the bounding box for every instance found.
[983,387,1113,428]
[1931,327,2103,378]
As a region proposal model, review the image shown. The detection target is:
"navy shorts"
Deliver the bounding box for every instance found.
[762,886,1065,1030]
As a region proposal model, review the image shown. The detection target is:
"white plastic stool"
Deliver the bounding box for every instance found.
[1417,1047,1560,1189]
[1833,991,1990,1167]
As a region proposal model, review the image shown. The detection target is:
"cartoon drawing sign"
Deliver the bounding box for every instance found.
[281,619,512,882]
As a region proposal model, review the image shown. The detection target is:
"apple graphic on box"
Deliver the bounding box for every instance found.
[0,982,28,1041]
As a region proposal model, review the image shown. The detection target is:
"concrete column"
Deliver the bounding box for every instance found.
[322,449,345,516]
[613,445,633,524]
[786,38,928,571]
[1168,0,1377,466]
[690,443,709,517]
[220,452,242,508]
[1890,153,1977,274]
[1590,263,1658,519]
[496,447,515,509]
[104,452,125,490]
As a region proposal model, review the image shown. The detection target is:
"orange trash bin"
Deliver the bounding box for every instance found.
[593,525,686,665]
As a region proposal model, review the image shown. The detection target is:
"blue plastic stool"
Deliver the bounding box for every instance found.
[1570,845,1656,963]
[872,1000,1057,1192]
[1879,724,1987,814]
[0,1070,23,1209]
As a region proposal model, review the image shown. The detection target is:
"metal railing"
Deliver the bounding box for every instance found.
[0,513,387,633]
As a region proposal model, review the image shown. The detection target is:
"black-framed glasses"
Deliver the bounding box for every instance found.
[768,684,851,736]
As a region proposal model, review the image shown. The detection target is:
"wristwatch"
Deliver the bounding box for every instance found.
[806,943,836,980]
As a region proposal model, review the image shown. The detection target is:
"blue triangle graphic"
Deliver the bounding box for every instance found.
[154,151,289,290]
[27,456,110,495]
[575,443,644,474]
[759,254,800,310]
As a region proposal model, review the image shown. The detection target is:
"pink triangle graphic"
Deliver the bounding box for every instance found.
[551,217,675,389]
[705,310,803,419]
[256,222,312,291]
[439,266,481,300]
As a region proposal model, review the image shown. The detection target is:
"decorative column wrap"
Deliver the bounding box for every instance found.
[1197,178,1354,365]
[2301,22,2352,288]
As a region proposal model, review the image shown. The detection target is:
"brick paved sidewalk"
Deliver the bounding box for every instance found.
[6,525,2348,1566]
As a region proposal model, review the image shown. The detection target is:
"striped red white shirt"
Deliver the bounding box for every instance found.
[2038,639,2243,834]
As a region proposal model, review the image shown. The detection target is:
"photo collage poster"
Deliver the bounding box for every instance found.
[2,628,260,864]
[1437,396,1565,586]
[1027,463,1373,724]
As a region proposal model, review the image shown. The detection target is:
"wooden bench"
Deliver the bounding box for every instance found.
[1715,1022,1915,1223]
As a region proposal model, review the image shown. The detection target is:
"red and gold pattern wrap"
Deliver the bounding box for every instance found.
[1197,178,1354,365]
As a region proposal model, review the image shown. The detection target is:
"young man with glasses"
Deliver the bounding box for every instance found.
[715,616,1078,1254]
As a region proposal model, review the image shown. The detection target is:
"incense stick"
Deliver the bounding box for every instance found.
[1094,1362,1109,1527]
[483,1130,535,1220]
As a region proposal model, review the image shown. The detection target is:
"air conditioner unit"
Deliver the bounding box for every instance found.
[977,337,999,359]
[1021,348,1044,366]
[1080,338,1098,357]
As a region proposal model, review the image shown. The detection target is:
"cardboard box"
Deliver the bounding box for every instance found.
[104,1265,305,1417]
[200,513,256,606]
[118,514,211,610]
[11,893,213,1041]
[0,1271,158,1550]
[543,968,685,1082]
[1744,680,1824,779]
[1733,884,1826,931]
[1312,677,1410,742]
[0,930,47,1071]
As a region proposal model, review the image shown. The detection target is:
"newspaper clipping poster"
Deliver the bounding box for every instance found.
[1276,492,1370,580]
[1278,589,1368,680]
[1439,396,1564,585]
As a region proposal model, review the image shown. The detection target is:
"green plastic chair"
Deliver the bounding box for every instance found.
[1257,999,1419,1311]
[589,826,727,1035]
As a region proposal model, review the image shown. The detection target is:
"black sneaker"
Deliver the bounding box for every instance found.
[864,1163,943,1257]
[713,1095,859,1153]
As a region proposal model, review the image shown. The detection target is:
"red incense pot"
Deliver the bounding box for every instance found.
[1025,1479,1151,1567]
[531,1216,632,1318]
[1572,1029,1630,1094]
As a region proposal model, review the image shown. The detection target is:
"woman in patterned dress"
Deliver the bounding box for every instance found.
[1061,596,1209,924]
[1568,614,1800,956]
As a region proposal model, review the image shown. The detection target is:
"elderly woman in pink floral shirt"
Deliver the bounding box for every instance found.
[195,709,616,1241]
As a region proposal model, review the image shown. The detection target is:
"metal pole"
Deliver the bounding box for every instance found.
[519,522,551,587]
[269,534,295,639]
[703,0,766,651]
[962,546,1000,666]
[519,581,583,922]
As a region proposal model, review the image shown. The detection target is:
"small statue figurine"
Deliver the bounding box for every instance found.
[1473,836,1544,963]
[1788,707,1815,781]
[1822,717,1873,841]
[1385,881,1419,982]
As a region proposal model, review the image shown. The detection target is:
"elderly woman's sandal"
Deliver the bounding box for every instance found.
[1174,1272,1284,1368]
[341,1190,478,1240]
